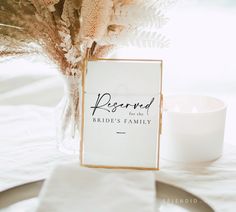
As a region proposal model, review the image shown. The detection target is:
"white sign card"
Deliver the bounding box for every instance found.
[81,59,162,170]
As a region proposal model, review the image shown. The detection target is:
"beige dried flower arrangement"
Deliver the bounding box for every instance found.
[0,0,176,76]
[0,0,176,153]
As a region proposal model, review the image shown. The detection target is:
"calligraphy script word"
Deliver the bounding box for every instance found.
[91,93,155,116]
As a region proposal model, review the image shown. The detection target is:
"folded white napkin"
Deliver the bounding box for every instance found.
[36,163,156,212]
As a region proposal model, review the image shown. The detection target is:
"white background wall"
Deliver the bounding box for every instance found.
[115,0,236,97]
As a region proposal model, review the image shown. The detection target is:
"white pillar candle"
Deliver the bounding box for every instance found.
[161,95,227,163]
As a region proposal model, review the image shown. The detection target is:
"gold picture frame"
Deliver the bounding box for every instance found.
[80,57,163,170]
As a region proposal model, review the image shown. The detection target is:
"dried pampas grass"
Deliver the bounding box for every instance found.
[0,0,176,75]
[80,0,113,44]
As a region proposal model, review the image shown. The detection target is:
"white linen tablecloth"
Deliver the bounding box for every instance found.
[0,105,236,212]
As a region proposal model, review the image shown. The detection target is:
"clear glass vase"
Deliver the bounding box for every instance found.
[56,74,82,154]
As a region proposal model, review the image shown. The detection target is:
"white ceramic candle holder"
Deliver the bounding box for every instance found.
[161,95,227,163]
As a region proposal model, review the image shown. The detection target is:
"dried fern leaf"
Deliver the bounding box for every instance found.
[100,29,169,48]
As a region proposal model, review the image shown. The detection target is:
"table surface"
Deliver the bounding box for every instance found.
[0,59,236,211]
[0,99,236,212]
